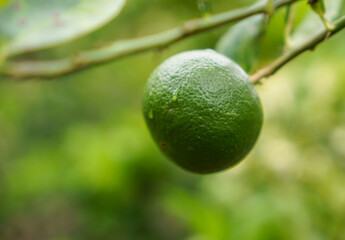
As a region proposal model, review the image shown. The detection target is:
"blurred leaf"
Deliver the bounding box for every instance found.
[0,0,10,8]
[284,3,297,48]
[309,0,326,17]
[285,5,291,23]
[291,0,342,48]
[266,0,275,16]
[0,0,126,57]
[215,15,265,73]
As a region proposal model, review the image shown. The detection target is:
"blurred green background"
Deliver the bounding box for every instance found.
[1,0,345,239]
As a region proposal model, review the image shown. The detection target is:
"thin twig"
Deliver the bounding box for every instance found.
[250,16,345,84]
[0,0,298,79]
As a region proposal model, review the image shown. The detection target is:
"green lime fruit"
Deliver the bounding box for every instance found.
[142,50,263,174]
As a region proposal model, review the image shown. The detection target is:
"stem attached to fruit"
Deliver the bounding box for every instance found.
[0,0,298,80]
[250,15,345,84]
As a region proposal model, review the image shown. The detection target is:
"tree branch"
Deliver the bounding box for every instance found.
[251,16,345,84]
[0,0,298,79]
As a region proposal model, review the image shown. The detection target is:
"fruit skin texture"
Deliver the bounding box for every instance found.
[142,50,263,174]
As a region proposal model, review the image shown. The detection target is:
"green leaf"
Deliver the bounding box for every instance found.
[309,0,326,17]
[291,0,342,48]
[215,15,265,73]
[0,0,126,57]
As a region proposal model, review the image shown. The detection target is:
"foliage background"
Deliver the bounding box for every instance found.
[0,0,345,239]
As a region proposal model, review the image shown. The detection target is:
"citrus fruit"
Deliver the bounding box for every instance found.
[142,49,263,174]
